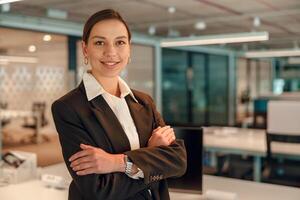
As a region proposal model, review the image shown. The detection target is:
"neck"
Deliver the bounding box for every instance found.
[91,70,121,97]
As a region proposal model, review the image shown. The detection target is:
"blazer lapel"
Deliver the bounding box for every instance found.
[90,95,131,153]
[125,95,153,148]
[78,81,153,151]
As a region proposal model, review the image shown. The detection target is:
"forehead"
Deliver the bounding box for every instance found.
[89,19,128,39]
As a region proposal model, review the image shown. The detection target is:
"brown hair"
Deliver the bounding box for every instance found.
[82,9,131,44]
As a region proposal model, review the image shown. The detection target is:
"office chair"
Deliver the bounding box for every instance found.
[264,101,300,186]
[22,101,49,143]
[0,101,10,127]
[23,102,48,129]
[253,98,268,129]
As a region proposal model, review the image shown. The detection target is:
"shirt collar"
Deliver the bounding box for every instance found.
[82,71,138,103]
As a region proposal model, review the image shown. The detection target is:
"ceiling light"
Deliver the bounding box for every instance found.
[43,34,52,42]
[245,49,300,58]
[28,45,36,52]
[0,55,38,63]
[161,31,269,47]
[194,21,206,30]
[253,17,261,27]
[148,26,156,35]
[0,0,22,5]
[168,6,176,14]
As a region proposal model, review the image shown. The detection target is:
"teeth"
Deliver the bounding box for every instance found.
[102,62,118,66]
[106,63,116,65]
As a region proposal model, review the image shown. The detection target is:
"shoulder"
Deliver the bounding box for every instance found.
[131,89,155,106]
[52,83,87,113]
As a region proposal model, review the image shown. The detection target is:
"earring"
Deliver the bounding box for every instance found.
[84,57,88,65]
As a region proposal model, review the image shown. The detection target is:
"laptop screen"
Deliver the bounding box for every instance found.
[167,127,203,194]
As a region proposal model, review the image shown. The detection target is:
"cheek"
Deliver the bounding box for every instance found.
[89,51,102,59]
[120,48,130,59]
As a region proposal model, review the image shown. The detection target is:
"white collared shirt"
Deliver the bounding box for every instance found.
[82,71,144,179]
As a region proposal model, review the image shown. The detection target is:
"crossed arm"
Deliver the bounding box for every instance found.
[69,125,177,176]
[52,99,186,200]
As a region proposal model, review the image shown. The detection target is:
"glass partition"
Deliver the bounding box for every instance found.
[162,48,229,126]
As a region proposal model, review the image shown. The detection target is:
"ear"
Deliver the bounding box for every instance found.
[82,40,88,57]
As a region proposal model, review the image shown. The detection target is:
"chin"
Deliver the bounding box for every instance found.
[98,70,122,78]
[92,64,125,78]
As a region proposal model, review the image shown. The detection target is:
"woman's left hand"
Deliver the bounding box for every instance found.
[69,144,125,176]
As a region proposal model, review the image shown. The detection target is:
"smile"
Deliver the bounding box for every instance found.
[100,61,121,67]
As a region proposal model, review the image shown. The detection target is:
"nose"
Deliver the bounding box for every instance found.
[103,43,117,57]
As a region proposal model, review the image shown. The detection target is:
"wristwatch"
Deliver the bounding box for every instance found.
[124,155,133,176]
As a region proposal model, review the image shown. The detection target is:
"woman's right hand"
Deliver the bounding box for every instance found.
[147,126,176,147]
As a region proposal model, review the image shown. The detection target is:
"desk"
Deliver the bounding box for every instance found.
[0,110,33,121]
[1,163,300,200]
[204,127,300,182]
[170,175,300,200]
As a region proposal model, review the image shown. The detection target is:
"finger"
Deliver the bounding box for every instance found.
[154,126,161,131]
[172,136,176,142]
[155,126,170,135]
[72,162,95,172]
[69,149,92,162]
[161,127,173,135]
[165,130,173,141]
[162,129,172,141]
[76,167,96,176]
[168,136,176,144]
[153,126,161,133]
[70,155,94,167]
[80,143,94,150]
[165,129,175,143]
[167,133,176,144]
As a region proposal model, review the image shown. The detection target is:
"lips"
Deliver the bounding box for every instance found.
[100,61,121,68]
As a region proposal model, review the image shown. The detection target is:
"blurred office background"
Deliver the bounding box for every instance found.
[0,0,300,194]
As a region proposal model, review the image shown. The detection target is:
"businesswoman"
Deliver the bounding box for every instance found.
[52,9,187,200]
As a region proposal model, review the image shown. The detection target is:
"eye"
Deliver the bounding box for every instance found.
[116,40,126,46]
[94,41,104,46]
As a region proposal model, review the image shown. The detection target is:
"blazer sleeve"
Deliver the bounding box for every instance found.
[52,100,151,200]
[125,95,187,184]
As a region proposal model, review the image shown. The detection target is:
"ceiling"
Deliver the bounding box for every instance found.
[4,0,300,51]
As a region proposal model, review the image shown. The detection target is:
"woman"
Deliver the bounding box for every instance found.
[52,9,187,200]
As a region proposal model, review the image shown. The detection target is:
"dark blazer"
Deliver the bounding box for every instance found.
[51,82,187,200]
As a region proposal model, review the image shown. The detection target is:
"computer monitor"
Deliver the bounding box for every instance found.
[167,127,203,194]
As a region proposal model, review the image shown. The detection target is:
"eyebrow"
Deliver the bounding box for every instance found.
[91,36,128,40]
